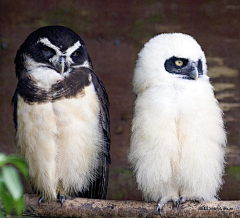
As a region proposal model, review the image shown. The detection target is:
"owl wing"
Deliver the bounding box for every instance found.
[12,90,18,130]
[76,69,111,199]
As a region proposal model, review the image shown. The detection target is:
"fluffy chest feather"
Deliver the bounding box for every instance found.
[16,82,102,199]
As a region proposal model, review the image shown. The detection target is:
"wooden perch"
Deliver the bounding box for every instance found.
[24,194,240,218]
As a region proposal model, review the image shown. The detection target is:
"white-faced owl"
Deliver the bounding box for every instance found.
[129,33,226,210]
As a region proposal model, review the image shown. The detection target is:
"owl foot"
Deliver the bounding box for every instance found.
[38,196,45,206]
[59,194,66,207]
[173,198,180,208]
[180,196,204,204]
[156,196,180,211]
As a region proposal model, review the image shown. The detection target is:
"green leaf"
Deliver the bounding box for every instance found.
[0,154,7,168]
[6,156,29,179]
[0,191,13,214]
[2,166,23,200]
[0,209,4,218]
[0,177,3,193]
[14,196,25,216]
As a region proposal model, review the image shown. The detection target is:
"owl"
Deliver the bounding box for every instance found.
[129,33,226,210]
[12,26,110,205]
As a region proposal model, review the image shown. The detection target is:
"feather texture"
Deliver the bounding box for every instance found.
[129,33,226,206]
[12,26,110,201]
[14,78,110,200]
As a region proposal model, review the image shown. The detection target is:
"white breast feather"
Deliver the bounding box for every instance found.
[16,97,58,199]
[24,56,64,89]
[16,83,102,200]
[130,78,226,201]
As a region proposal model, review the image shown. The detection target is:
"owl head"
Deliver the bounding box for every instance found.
[15,26,93,79]
[133,33,208,94]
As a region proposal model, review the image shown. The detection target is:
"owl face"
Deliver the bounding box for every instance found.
[133,33,208,94]
[15,26,93,78]
[164,56,203,80]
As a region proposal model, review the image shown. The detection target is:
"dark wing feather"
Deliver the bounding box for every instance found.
[12,90,18,130]
[76,69,111,199]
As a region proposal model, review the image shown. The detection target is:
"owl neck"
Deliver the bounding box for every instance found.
[17,68,91,103]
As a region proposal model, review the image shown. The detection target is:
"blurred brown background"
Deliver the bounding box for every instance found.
[0,0,239,201]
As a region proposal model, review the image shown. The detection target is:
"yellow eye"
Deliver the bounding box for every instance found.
[72,51,79,57]
[175,59,183,67]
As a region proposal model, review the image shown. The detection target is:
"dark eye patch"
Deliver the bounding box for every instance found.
[197,59,203,76]
[164,56,189,73]
[71,47,83,59]
[40,44,56,59]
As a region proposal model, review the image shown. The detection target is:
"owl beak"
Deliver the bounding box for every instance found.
[189,62,198,80]
[59,57,66,75]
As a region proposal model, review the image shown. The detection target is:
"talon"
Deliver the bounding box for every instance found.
[59,194,66,207]
[156,202,163,211]
[173,199,180,208]
[179,196,204,203]
[156,200,167,211]
[38,196,45,206]
[156,203,162,212]
[192,197,204,203]
[180,196,186,203]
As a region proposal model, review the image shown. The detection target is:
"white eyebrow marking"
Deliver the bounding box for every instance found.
[37,38,84,69]
[38,38,81,57]
[38,38,61,55]
[72,60,90,69]
[65,41,82,56]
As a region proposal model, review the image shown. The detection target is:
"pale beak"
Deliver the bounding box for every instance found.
[59,56,66,75]
[189,62,198,80]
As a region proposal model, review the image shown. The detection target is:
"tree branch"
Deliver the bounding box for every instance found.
[24,194,240,218]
